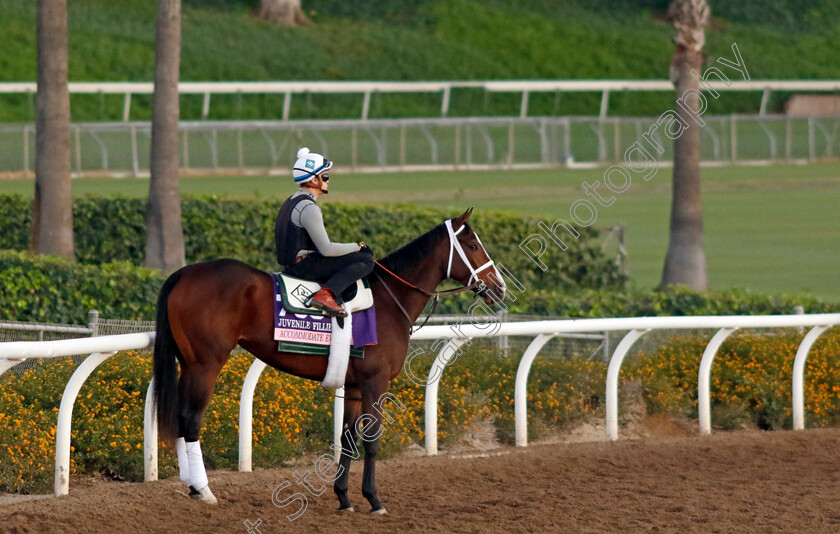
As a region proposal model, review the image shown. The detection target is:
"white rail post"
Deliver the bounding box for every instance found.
[122,93,131,121]
[759,88,771,115]
[698,328,738,435]
[282,91,292,120]
[143,377,158,481]
[23,125,30,175]
[514,334,556,447]
[599,89,610,119]
[425,338,470,456]
[333,386,345,463]
[605,329,649,441]
[55,351,116,496]
[361,91,372,120]
[519,90,529,118]
[440,86,451,117]
[87,310,100,336]
[202,92,211,120]
[793,305,805,334]
[130,124,139,177]
[238,358,267,472]
[0,358,25,377]
[793,326,831,430]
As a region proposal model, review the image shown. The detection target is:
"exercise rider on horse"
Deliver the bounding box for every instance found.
[275,147,374,318]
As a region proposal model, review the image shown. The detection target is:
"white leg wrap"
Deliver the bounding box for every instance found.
[176,437,192,486]
[322,307,352,390]
[185,440,208,490]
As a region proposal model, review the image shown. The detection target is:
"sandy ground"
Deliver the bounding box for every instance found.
[2,424,840,534]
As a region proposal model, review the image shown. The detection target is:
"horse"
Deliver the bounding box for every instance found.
[152,208,506,513]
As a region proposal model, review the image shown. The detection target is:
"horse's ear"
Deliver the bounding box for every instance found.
[453,207,473,227]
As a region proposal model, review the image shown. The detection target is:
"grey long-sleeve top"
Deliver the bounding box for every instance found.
[289,190,361,257]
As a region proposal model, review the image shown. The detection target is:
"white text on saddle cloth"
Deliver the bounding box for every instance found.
[274,308,336,345]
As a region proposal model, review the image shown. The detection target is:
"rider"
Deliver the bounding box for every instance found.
[275,147,374,318]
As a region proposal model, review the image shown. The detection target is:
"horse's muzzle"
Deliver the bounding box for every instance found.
[475,282,506,306]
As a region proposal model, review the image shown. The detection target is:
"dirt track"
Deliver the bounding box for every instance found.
[2,428,840,534]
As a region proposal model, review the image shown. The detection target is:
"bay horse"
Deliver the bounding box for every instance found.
[152,208,506,513]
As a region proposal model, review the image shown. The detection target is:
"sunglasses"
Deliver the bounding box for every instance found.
[319,173,329,182]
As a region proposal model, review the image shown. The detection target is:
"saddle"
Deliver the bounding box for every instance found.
[274,273,374,316]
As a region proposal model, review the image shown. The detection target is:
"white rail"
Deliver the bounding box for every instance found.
[408,314,840,451]
[0,333,155,496]
[1,314,838,495]
[2,79,839,120]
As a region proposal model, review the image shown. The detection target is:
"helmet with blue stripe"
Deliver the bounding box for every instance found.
[293,147,333,184]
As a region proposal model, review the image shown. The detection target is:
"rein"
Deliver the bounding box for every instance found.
[372,218,495,335]
[373,261,475,335]
[373,260,475,298]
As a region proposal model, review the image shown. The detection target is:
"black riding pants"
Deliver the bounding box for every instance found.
[283,251,374,303]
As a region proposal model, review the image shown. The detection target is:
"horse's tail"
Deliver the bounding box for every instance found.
[153,269,186,444]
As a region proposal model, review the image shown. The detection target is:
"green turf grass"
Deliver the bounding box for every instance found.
[2,161,839,299]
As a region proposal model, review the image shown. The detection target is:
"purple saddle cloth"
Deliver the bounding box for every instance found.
[272,274,377,352]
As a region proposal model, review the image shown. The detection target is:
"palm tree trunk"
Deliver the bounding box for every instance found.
[255,0,310,26]
[659,0,709,290]
[146,0,186,272]
[659,47,708,289]
[33,0,74,259]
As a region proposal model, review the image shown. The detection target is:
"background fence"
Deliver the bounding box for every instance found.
[1,114,838,177]
[0,313,153,370]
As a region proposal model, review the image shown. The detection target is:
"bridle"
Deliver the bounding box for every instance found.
[444,219,496,286]
[373,218,498,334]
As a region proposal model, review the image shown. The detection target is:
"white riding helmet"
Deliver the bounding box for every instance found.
[292,147,333,184]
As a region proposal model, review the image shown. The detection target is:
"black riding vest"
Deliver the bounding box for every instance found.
[275,195,317,267]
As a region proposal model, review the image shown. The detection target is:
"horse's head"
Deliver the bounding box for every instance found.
[445,208,507,306]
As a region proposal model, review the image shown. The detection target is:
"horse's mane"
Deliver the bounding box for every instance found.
[378,221,467,275]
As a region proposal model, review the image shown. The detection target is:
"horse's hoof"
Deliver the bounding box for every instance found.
[189,485,218,504]
[370,507,387,515]
[337,506,355,513]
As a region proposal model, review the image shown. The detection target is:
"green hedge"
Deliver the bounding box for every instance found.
[432,285,840,315]
[2,195,836,323]
[1,248,835,324]
[0,194,626,293]
[0,251,162,323]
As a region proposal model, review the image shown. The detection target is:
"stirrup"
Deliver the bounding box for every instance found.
[311,299,348,318]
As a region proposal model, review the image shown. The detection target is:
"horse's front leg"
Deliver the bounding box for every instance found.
[360,378,388,514]
[334,389,361,512]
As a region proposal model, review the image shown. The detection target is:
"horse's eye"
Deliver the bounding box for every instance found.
[469,245,478,251]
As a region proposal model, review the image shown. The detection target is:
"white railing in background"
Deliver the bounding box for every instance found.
[1,314,839,496]
[2,79,840,120]
[2,113,839,178]
[0,310,100,342]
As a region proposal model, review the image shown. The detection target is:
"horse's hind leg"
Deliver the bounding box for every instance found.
[176,360,224,504]
[360,377,389,514]
[334,389,362,512]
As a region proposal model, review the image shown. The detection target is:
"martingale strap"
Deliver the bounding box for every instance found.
[374,272,440,335]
